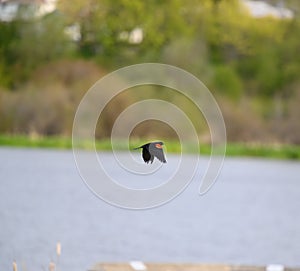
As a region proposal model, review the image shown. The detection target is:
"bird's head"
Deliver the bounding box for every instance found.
[154,142,164,149]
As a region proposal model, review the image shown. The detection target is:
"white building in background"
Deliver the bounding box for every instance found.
[35,0,56,17]
[242,0,294,19]
[0,0,57,22]
[64,23,81,42]
[119,27,144,44]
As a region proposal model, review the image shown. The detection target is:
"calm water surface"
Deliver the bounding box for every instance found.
[0,147,300,271]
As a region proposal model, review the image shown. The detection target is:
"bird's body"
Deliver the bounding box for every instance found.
[134,141,167,164]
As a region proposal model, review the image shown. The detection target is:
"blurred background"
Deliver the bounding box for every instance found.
[0,0,300,144]
[1,1,300,271]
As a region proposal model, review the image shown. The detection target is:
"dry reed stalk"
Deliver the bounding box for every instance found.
[49,261,56,271]
[56,242,61,257]
[13,261,17,271]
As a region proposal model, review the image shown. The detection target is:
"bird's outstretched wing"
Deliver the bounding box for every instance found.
[142,147,154,163]
[149,143,167,163]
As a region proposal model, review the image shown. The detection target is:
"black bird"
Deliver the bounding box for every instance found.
[134,141,167,164]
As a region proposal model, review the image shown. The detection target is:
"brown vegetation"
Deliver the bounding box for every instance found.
[0,59,299,144]
[0,60,104,136]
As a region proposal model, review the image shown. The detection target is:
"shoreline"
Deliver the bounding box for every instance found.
[0,134,299,160]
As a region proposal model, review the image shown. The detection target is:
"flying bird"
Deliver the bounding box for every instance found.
[134,141,167,164]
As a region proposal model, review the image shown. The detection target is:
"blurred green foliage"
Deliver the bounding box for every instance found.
[1,0,298,97]
[0,0,300,143]
[0,1,295,88]
[0,11,73,88]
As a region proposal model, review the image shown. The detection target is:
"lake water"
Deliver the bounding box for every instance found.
[0,147,300,271]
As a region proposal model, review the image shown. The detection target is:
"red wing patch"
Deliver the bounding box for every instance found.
[155,143,163,149]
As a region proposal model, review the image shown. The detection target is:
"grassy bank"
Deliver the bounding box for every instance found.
[0,134,300,160]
